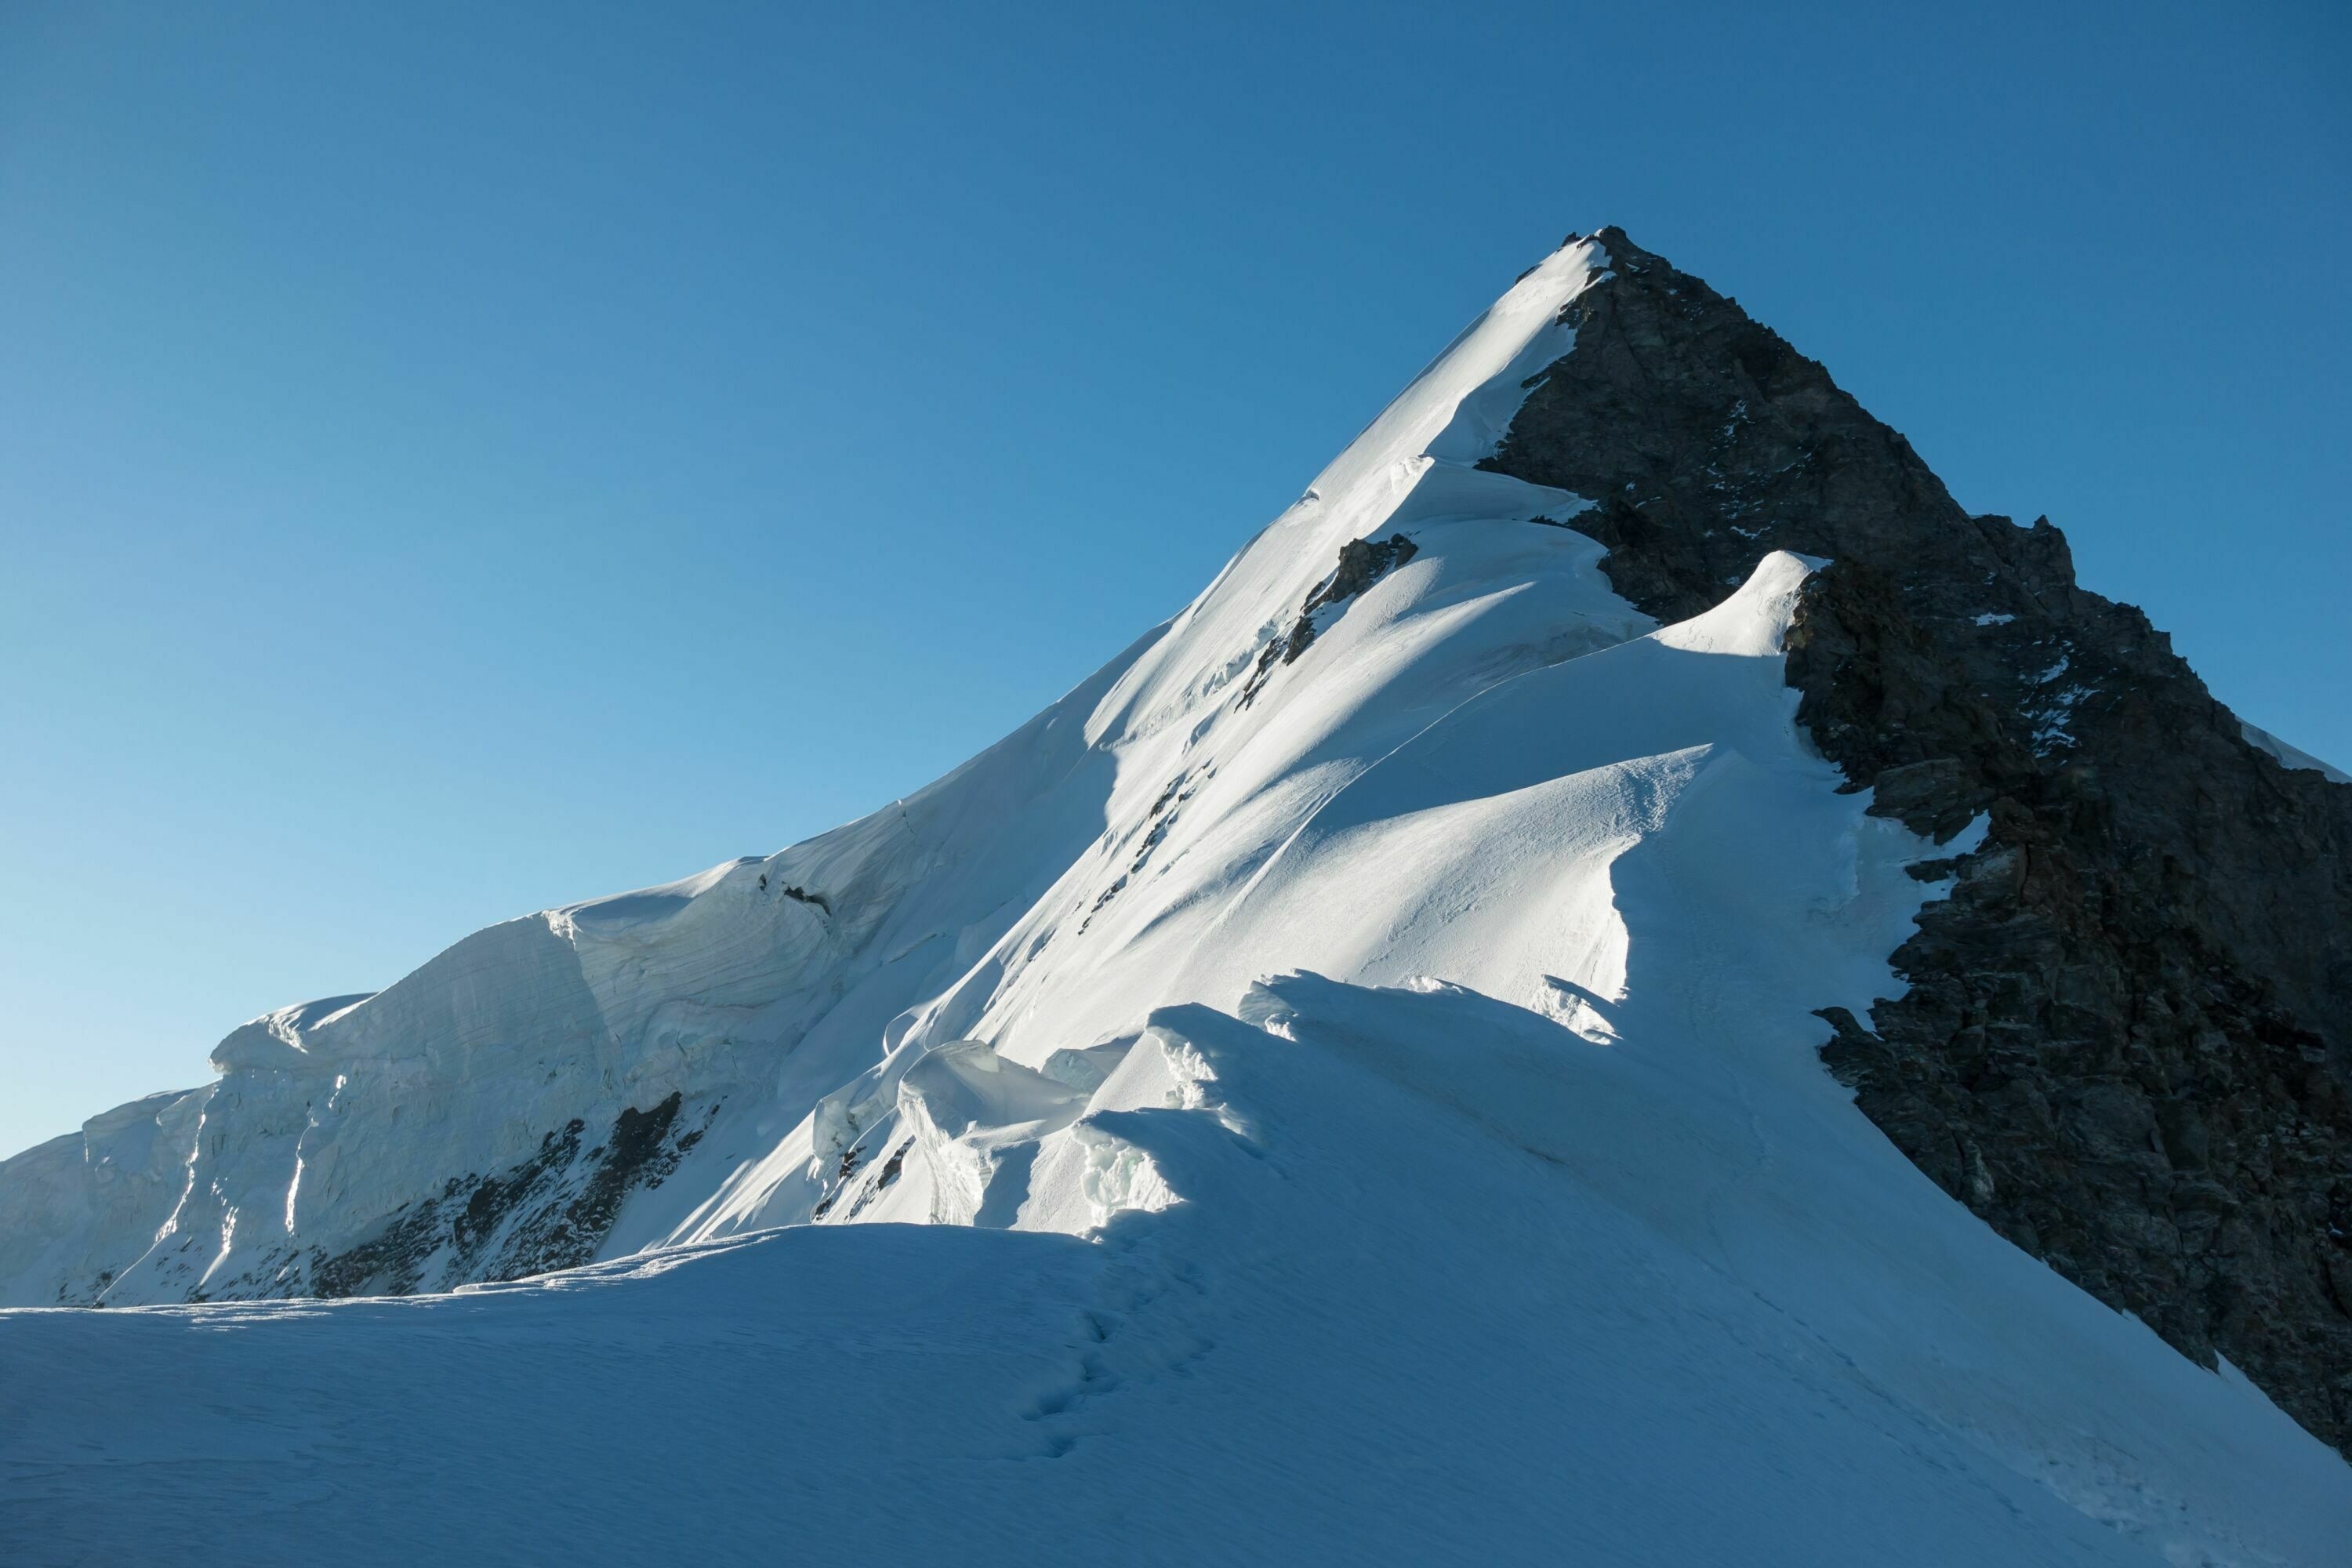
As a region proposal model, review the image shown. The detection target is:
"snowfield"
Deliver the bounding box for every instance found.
[5,237,2347,1564]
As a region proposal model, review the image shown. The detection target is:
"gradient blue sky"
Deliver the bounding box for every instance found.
[4,1,2347,1158]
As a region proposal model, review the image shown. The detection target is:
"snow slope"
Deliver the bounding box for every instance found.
[5,236,2347,1563]
[2245,720,2352,785]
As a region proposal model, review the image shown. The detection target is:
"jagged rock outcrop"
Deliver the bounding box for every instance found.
[1484,227,2352,1455]
[308,1093,713,1299]
[1237,532,1421,706]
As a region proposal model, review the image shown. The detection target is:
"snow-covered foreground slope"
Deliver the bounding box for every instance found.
[11,983,2347,1565]
[5,237,2347,1563]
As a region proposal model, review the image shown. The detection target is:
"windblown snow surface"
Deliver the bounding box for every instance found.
[2244,720,2352,786]
[5,240,2347,1565]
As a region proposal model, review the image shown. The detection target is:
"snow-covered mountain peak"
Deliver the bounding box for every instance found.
[7,230,2349,1565]
[1087,232,1606,746]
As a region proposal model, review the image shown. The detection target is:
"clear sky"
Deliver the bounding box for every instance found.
[3,0,2346,1160]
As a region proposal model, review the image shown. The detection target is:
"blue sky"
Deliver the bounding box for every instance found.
[3,0,2346,1159]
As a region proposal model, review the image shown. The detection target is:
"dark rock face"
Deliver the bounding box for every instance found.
[1484,228,2352,1456]
[1287,533,1421,661]
[304,1092,713,1299]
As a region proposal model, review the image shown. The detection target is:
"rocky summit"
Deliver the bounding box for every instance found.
[1486,228,2352,1455]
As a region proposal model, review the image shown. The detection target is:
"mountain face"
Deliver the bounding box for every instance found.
[4,233,2347,1564]
[1483,229,2352,1454]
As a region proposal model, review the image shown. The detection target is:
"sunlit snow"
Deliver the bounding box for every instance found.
[4,237,2346,1564]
